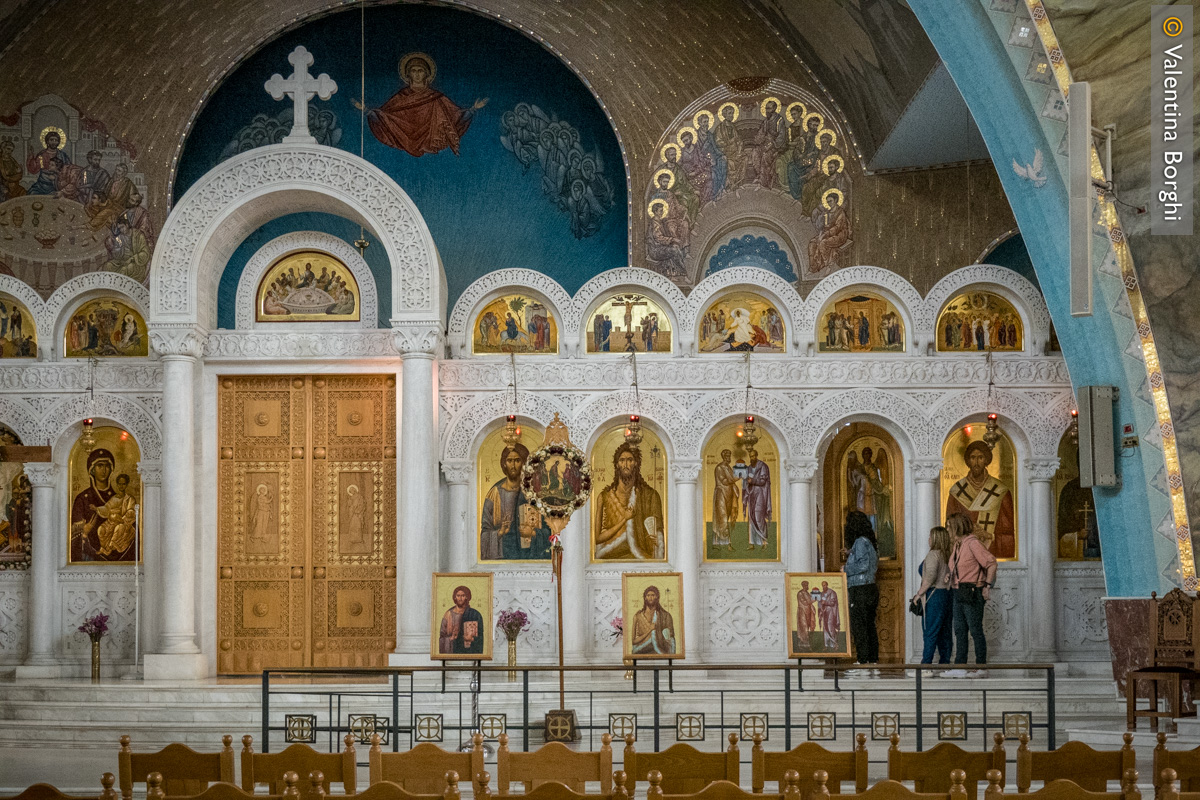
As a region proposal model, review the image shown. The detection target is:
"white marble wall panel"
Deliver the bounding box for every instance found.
[0,572,28,663]
[1054,563,1109,659]
[59,575,138,665]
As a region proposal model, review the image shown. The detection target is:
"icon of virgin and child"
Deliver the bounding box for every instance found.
[70,448,138,563]
[358,52,488,158]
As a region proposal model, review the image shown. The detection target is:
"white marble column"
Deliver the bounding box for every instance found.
[561,512,589,663]
[136,461,162,657]
[392,323,441,663]
[1026,458,1060,661]
[17,462,60,678]
[145,324,208,680]
[785,459,818,572]
[671,460,701,660]
[442,461,473,573]
[912,459,944,550]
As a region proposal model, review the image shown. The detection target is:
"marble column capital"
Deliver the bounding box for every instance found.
[785,459,819,483]
[148,323,209,359]
[912,459,944,483]
[671,460,701,484]
[137,460,163,486]
[1025,458,1061,481]
[23,462,59,487]
[441,460,472,485]
[392,321,441,358]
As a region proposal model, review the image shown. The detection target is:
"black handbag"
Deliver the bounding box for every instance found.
[908,597,923,617]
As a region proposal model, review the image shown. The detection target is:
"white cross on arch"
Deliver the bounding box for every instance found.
[264,45,338,144]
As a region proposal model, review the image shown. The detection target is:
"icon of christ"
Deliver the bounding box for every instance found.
[358,52,488,157]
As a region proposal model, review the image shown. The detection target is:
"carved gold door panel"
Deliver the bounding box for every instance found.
[821,421,906,663]
[217,375,396,674]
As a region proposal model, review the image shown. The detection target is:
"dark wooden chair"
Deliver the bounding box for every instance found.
[240,734,356,795]
[1155,733,1200,798]
[497,733,613,795]
[819,768,966,800]
[887,734,1006,800]
[985,768,1140,800]
[624,733,739,794]
[751,733,869,796]
[1127,589,1200,731]
[2,774,118,800]
[1016,733,1135,792]
[118,735,235,800]
[368,733,484,793]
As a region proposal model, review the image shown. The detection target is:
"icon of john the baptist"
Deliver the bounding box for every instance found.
[356,52,488,157]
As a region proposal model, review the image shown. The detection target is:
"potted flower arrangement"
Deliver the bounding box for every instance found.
[496,608,530,682]
[78,612,110,683]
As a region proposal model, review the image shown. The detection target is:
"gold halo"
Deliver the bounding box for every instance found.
[676,125,698,147]
[692,109,715,130]
[717,102,740,123]
[759,96,783,117]
[660,142,680,163]
[786,102,808,123]
[39,125,66,148]
[653,168,676,190]
[822,188,845,210]
[822,154,844,175]
[647,198,670,217]
[816,129,838,149]
[802,112,825,130]
[398,51,437,83]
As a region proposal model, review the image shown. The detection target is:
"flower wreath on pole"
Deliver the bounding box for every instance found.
[521,413,592,578]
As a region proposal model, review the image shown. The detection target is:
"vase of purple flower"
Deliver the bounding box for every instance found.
[608,617,633,679]
[496,609,530,682]
[78,612,109,683]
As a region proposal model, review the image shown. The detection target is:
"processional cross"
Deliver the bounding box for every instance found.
[265,45,338,144]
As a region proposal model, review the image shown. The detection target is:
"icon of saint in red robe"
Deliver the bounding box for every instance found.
[359,52,488,157]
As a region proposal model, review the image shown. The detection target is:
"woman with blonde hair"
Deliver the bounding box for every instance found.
[912,526,954,665]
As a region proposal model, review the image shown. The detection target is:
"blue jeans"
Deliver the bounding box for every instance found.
[921,588,953,664]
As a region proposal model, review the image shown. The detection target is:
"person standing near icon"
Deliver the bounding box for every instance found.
[841,510,879,668]
[912,525,954,665]
[944,512,997,678]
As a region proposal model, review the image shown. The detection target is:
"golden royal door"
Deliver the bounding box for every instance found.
[217,375,396,674]
[821,422,905,663]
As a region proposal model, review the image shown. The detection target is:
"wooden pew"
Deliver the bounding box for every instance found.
[497,733,613,795]
[624,733,740,793]
[118,735,235,800]
[1160,768,1200,800]
[751,733,869,796]
[887,734,1006,800]
[2,774,119,800]
[984,768,1140,800]
[368,733,485,793]
[1155,735,1200,798]
[818,768,967,800]
[655,769,802,800]
[240,735,356,795]
[484,769,628,800]
[1016,734,1135,792]
[147,772,297,800]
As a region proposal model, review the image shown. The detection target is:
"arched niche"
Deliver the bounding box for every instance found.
[586,415,672,563]
[475,419,550,563]
[698,415,783,563]
[572,268,686,356]
[447,269,571,358]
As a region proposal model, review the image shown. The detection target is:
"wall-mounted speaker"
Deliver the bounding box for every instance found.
[1077,385,1118,487]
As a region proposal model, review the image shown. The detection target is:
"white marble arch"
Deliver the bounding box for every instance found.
[0,397,43,445]
[38,393,162,461]
[928,386,1060,459]
[569,267,688,357]
[801,265,925,355]
[446,269,572,358]
[796,387,937,458]
[575,392,683,461]
[233,231,379,331]
[921,264,1051,355]
[685,266,804,355]
[440,391,569,462]
[45,273,151,360]
[690,390,799,461]
[149,144,442,327]
[0,275,52,354]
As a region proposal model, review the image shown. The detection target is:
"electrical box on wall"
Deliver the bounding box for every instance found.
[1077,385,1119,488]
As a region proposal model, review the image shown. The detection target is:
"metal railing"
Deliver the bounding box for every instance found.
[259,663,1055,757]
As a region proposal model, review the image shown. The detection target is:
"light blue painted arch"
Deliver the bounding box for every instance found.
[908,0,1173,596]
